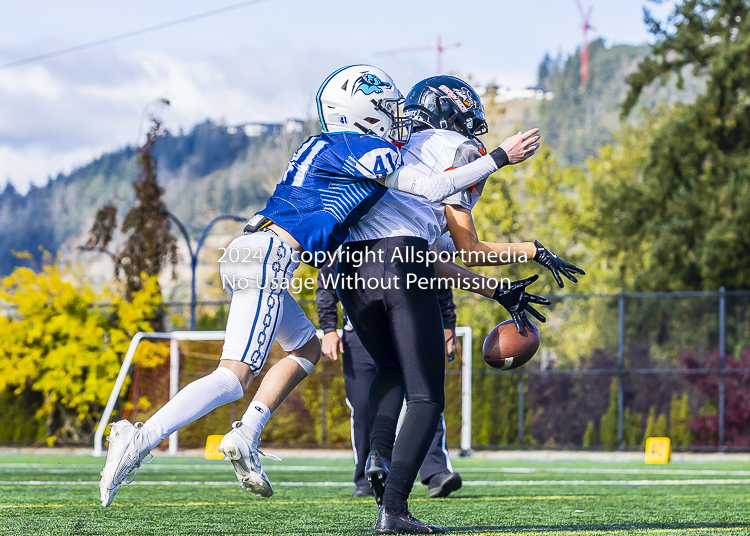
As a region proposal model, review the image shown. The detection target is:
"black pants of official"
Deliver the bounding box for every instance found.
[342,330,452,488]
[337,236,446,513]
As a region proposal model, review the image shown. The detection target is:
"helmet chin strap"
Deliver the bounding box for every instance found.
[353,122,375,135]
[449,114,473,140]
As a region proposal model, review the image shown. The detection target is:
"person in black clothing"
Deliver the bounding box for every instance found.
[316,261,463,499]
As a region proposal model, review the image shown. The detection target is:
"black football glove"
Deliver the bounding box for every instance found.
[492,274,551,333]
[533,240,586,288]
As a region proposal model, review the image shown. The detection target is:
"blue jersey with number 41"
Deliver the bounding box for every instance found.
[258,132,401,261]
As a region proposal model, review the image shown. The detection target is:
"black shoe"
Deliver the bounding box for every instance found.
[375,505,445,534]
[365,450,390,506]
[352,484,375,497]
[427,472,462,498]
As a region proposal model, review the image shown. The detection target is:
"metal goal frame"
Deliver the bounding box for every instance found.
[93,327,473,456]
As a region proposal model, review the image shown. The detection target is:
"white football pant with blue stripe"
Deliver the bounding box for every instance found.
[220,230,317,374]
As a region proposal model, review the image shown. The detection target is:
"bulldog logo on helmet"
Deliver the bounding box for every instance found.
[353,73,392,95]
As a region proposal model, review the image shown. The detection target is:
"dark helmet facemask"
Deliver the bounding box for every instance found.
[374,97,413,145]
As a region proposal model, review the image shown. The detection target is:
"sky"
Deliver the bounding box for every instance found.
[0,0,677,193]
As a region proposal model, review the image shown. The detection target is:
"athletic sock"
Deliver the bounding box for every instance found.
[141,367,244,453]
[240,400,271,438]
[382,461,412,513]
[381,400,442,513]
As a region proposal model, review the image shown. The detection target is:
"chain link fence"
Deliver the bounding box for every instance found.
[495,289,750,452]
[3,289,746,450]
[157,289,750,452]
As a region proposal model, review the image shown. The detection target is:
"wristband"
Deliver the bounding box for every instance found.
[489,147,509,169]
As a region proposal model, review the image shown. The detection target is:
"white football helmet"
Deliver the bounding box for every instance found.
[316,65,412,144]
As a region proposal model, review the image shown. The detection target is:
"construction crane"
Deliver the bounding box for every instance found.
[576,0,594,89]
[376,35,460,75]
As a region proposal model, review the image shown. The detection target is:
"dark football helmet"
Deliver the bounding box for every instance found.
[403,76,488,139]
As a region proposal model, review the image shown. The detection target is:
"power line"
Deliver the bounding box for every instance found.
[0,0,272,71]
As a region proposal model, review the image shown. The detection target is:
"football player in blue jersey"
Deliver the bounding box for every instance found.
[98,65,540,508]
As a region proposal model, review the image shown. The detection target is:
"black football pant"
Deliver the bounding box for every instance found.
[337,237,446,513]
[342,330,452,488]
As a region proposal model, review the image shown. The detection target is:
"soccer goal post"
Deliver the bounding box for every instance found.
[93,328,473,457]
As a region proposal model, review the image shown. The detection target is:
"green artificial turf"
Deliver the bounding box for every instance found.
[1,454,749,535]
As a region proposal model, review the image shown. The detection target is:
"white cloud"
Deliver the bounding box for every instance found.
[0,37,549,194]
[0,65,62,100]
[0,144,96,187]
[0,44,345,193]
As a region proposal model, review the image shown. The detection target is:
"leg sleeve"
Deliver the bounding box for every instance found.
[418,414,453,483]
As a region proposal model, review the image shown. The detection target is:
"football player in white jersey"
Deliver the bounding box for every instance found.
[383,76,585,301]
[338,76,583,533]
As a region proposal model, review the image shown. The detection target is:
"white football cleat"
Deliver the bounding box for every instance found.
[219,421,282,498]
[99,420,150,507]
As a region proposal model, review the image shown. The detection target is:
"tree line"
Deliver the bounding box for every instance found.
[1,0,749,448]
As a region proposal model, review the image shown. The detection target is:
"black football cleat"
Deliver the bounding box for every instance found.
[365,450,390,506]
[352,484,375,497]
[427,472,462,498]
[375,505,445,534]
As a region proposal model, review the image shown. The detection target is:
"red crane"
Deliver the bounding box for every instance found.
[375,35,460,75]
[576,0,594,89]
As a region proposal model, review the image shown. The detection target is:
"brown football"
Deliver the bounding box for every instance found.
[482,319,541,370]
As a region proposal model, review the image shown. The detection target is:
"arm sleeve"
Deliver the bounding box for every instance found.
[442,141,487,208]
[316,263,340,334]
[385,150,506,203]
[438,286,457,331]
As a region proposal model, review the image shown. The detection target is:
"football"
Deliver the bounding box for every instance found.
[482,319,541,370]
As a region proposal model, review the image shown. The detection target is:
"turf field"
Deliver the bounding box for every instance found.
[1,453,749,535]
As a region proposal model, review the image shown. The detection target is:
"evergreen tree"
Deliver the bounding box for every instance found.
[599,378,619,447]
[624,407,644,447]
[537,52,553,89]
[669,393,692,446]
[87,118,179,319]
[655,413,668,438]
[645,407,669,439]
[86,204,117,255]
[645,407,657,440]
[616,0,750,290]
[117,118,178,301]
[582,420,597,447]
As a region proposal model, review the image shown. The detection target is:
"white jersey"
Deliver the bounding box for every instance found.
[347,129,487,248]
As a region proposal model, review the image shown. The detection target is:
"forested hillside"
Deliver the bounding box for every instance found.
[0,41,703,275]
[536,39,703,164]
[0,120,314,275]
[4,9,747,450]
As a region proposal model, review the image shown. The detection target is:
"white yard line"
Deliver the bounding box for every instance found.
[4,448,750,463]
[3,479,750,487]
[0,464,348,472]
[458,468,750,476]
[462,479,750,486]
[3,464,750,477]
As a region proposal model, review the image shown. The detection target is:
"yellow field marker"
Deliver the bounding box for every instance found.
[645,437,672,464]
[204,435,225,460]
